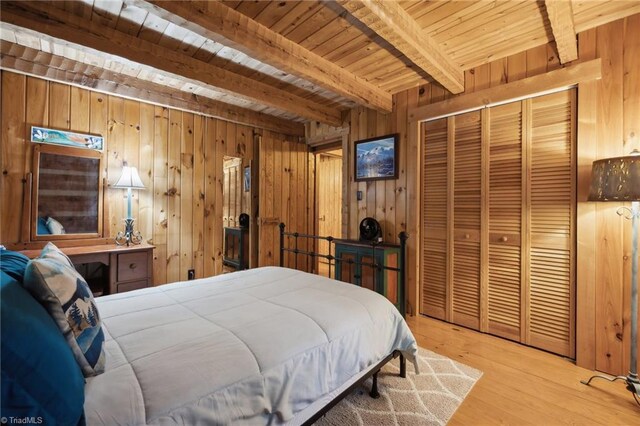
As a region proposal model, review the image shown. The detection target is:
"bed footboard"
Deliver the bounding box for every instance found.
[301,350,406,425]
[278,222,408,317]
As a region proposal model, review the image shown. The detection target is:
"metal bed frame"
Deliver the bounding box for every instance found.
[278,223,409,424]
[278,223,407,315]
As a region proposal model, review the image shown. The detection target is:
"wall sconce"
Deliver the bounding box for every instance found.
[113,163,145,246]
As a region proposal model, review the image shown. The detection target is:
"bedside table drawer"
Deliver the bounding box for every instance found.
[117,252,149,282]
[116,280,148,293]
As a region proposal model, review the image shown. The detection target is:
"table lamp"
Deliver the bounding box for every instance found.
[582,150,640,404]
[113,163,145,246]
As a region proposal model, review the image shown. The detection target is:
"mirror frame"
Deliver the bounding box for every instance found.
[29,144,106,242]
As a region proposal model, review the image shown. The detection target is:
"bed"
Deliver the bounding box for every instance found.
[84,266,418,425]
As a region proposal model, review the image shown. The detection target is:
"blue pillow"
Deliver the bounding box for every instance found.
[37,217,50,235]
[0,249,30,283]
[23,243,105,377]
[1,271,85,425]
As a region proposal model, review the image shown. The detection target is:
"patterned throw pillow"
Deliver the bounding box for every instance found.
[46,217,65,234]
[23,242,105,377]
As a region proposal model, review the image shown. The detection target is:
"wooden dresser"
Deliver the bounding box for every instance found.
[21,243,154,296]
[334,239,404,316]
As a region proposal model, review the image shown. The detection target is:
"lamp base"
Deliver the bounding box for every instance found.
[115,218,143,246]
[581,373,640,405]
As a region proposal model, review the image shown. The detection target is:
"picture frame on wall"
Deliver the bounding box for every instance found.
[31,126,104,151]
[244,166,251,192]
[354,133,399,182]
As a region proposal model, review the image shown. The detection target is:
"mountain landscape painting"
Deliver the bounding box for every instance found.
[355,134,398,181]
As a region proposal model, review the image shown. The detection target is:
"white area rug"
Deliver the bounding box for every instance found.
[315,347,482,425]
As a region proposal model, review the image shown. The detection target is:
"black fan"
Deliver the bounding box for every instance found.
[239,213,250,228]
[359,217,382,242]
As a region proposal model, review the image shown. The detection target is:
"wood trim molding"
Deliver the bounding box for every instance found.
[133,0,392,113]
[306,127,350,147]
[406,118,421,317]
[0,41,305,137]
[337,0,464,94]
[575,79,598,370]
[0,1,342,126]
[544,0,578,64]
[408,59,602,122]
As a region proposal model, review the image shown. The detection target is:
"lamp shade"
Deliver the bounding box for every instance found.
[113,166,145,190]
[588,152,640,202]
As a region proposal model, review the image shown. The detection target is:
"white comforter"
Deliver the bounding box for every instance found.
[84,267,418,425]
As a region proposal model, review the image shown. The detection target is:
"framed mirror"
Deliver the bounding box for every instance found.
[30,144,104,241]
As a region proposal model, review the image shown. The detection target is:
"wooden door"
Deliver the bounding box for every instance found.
[419,89,576,357]
[223,157,242,228]
[316,152,342,277]
[487,101,523,341]
[452,111,482,330]
[527,90,575,357]
[421,118,449,320]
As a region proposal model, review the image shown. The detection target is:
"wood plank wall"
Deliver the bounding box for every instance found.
[575,15,640,377]
[0,71,309,285]
[311,15,639,376]
[257,130,313,271]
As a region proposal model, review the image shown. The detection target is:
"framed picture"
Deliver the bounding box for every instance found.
[244,166,251,192]
[354,133,398,181]
[31,126,104,151]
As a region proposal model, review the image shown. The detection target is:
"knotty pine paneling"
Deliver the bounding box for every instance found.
[0,71,308,285]
[258,130,312,270]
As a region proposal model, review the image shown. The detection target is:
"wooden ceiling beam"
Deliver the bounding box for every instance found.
[0,1,342,126]
[544,0,578,64]
[0,40,305,136]
[337,0,464,94]
[132,0,393,113]
[409,59,601,123]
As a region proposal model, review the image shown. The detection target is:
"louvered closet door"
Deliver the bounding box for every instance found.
[487,102,522,341]
[421,118,448,319]
[420,90,575,358]
[452,111,482,329]
[527,90,575,357]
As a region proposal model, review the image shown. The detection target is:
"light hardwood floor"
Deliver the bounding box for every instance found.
[406,315,639,425]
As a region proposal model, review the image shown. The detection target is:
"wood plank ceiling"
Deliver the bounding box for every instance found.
[1,0,639,136]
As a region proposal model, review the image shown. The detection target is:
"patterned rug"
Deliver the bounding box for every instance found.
[315,348,482,425]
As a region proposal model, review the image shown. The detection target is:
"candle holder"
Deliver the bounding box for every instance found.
[116,218,143,246]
